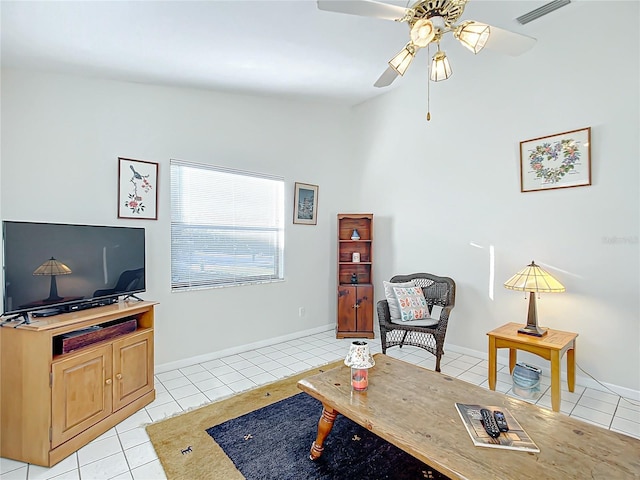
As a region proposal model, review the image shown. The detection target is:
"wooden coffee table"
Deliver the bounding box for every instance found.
[297,354,639,479]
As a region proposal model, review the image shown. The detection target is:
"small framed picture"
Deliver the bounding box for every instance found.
[519,127,591,192]
[352,252,360,263]
[293,182,319,225]
[118,157,159,220]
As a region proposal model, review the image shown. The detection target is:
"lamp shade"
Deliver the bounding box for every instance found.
[410,19,435,47]
[33,257,72,276]
[429,49,452,82]
[454,21,491,54]
[344,341,375,369]
[504,261,565,293]
[389,44,416,76]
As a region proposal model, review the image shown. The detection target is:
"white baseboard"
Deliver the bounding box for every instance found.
[157,326,639,402]
[444,342,640,402]
[155,323,335,374]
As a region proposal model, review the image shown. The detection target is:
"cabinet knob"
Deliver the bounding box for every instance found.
[105,378,112,385]
[116,373,123,380]
[353,304,360,309]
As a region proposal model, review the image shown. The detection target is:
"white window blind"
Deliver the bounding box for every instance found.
[170,160,285,291]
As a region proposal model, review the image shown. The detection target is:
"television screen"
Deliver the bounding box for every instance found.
[2,221,145,316]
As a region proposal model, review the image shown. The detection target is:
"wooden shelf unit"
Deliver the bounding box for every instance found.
[336,214,374,339]
[0,301,157,467]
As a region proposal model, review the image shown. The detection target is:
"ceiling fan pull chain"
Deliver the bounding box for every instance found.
[426,44,431,122]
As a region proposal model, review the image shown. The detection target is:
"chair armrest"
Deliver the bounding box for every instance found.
[376,299,391,326]
[433,304,454,335]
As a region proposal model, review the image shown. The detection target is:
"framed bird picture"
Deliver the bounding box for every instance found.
[118,157,159,220]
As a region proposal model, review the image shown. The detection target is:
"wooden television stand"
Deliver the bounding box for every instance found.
[0,301,157,467]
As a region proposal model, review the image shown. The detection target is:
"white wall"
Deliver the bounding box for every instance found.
[1,1,638,395]
[0,71,358,365]
[353,1,640,392]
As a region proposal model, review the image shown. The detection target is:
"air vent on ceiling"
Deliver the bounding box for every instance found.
[516,0,571,25]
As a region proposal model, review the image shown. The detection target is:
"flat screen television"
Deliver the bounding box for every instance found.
[2,221,145,316]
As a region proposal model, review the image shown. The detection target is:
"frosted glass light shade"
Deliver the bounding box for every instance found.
[410,19,435,47]
[455,21,491,54]
[389,44,416,76]
[430,50,452,82]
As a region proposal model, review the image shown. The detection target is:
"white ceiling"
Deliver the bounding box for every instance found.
[1,0,560,106]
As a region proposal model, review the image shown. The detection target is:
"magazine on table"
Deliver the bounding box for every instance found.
[455,403,540,453]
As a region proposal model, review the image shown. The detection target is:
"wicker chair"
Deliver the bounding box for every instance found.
[377,273,456,372]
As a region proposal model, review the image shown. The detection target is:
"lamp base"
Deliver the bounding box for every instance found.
[517,291,548,337]
[518,325,547,337]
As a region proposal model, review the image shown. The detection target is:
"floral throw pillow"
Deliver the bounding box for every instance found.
[392,286,430,321]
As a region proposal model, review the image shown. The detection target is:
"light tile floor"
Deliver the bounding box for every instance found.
[2,330,639,479]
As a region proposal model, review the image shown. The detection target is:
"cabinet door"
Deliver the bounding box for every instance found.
[51,344,112,447]
[337,286,357,333]
[112,329,154,412]
[356,285,373,333]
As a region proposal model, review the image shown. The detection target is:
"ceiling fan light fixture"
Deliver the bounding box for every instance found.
[430,48,452,82]
[388,43,417,76]
[454,21,491,54]
[410,19,435,47]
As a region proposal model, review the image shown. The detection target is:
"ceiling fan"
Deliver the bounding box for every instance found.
[317,0,538,88]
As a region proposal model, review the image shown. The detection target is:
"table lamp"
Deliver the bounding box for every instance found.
[503,261,565,337]
[344,341,375,391]
[33,257,72,302]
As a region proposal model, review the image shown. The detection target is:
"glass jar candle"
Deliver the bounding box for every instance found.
[351,367,369,391]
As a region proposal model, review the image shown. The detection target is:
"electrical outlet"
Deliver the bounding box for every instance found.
[299,307,306,317]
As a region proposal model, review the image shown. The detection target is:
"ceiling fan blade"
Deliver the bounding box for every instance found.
[484,26,537,56]
[373,66,399,88]
[317,0,408,21]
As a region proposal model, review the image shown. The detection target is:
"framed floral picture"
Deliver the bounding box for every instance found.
[519,127,591,192]
[118,157,159,219]
[293,182,319,225]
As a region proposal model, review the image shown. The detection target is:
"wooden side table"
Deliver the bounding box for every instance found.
[487,322,578,412]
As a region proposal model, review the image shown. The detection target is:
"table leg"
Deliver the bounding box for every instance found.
[567,344,576,393]
[488,336,497,390]
[309,404,337,460]
[509,348,517,374]
[550,350,561,412]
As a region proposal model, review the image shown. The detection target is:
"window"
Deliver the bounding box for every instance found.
[170,160,285,291]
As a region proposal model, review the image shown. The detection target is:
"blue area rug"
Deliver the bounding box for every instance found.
[206,392,450,480]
